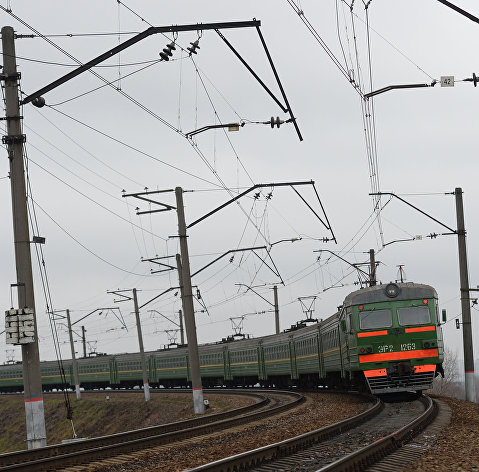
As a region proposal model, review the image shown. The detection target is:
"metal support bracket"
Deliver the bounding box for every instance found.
[2,134,26,144]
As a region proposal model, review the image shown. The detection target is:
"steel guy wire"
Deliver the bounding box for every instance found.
[24,140,75,432]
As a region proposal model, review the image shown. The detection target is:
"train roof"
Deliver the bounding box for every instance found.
[342,282,438,307]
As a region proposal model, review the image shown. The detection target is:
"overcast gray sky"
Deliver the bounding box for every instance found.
[1,0,478,368]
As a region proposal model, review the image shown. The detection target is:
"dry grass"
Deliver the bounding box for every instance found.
[0,391,251,453]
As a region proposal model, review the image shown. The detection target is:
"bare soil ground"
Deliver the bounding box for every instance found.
[0,391,252,453]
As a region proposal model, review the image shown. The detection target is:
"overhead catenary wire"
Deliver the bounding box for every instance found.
[26,156,165,240]
[30,198,156,277]
[24,140,136,206]
[30,106,144,187]
[190,57,255,185]
[342,1,435,81]
[44,105,220,187]
[9,3,301,264]
[286,0,363,98]
[0,50,170,68]
[46,57,168,106]
[0,5,182,135]
[2,2,394,350]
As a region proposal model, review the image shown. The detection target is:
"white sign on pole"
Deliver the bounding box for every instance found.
[440,76,454,87]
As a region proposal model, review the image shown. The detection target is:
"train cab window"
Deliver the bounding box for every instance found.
[398,306,431,326]
[359,309,392,330]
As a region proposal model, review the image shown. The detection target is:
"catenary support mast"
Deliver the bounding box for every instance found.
[176,187,205,414]
[455,187,476,402]
[133,288,150,401]
[66,310,81,400]
[2,26,47,449]
[273,285,280,335]
[369,249,377,286]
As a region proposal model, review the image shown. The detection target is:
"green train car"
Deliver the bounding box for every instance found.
[0,282,444,395]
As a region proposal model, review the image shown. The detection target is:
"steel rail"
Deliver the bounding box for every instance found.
[317,395,437,472]
[0,390,303,471]
[184,393,381,472]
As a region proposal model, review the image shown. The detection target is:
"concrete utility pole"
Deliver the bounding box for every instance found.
[175,187,205,414]
[132,288,150,402]
[81,326,87,358]
[369,249,377,286]
[273,285,280,335]
[178,310,185,345]
[2,26,47,449]
[455,187,476,402]
[66,310,81,400]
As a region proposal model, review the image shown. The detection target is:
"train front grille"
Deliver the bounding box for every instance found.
[366,371,435,394]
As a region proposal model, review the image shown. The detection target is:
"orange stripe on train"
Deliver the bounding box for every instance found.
[405,326,436,333]
[413,364,436,373]
[359,348,439,363]
[357,330,388,338]
[364,368,387,377]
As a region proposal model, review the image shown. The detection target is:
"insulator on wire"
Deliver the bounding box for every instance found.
[187,39,200,56]
[270,116,283,128]
[160,42,176,61]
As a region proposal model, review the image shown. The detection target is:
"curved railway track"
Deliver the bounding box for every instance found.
[0,389,303,472]
[185,394,441,472]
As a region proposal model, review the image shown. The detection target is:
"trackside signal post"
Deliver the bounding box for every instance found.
[2,26,47,448]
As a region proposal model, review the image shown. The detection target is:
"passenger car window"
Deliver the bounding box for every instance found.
[398,306,431,326]
[359,309,392,329]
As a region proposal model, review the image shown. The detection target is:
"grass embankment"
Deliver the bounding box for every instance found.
[0,392,244,453]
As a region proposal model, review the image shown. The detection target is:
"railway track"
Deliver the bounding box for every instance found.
[0,389,303,472]
[185,394,442,472]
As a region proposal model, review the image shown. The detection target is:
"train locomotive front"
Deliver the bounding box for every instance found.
[343,282,444,394]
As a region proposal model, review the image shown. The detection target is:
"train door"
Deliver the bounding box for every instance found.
[289,339,298,380]
[317,327,325,378]
[257,345,266,381]
[223,348,232,381]
[343,308,352,375]
[336,324,346,380]
[148,356,158,384]
[109,358,119,385]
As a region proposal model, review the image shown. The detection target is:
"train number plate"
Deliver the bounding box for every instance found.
[378,345,394,353]
[400,343,416,351]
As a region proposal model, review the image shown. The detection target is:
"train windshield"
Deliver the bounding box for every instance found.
[397,306,431,326]
[359,309,392,330]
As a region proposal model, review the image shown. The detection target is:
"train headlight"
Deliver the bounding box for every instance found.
[423,339,436,349]
[385,283,400,298]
